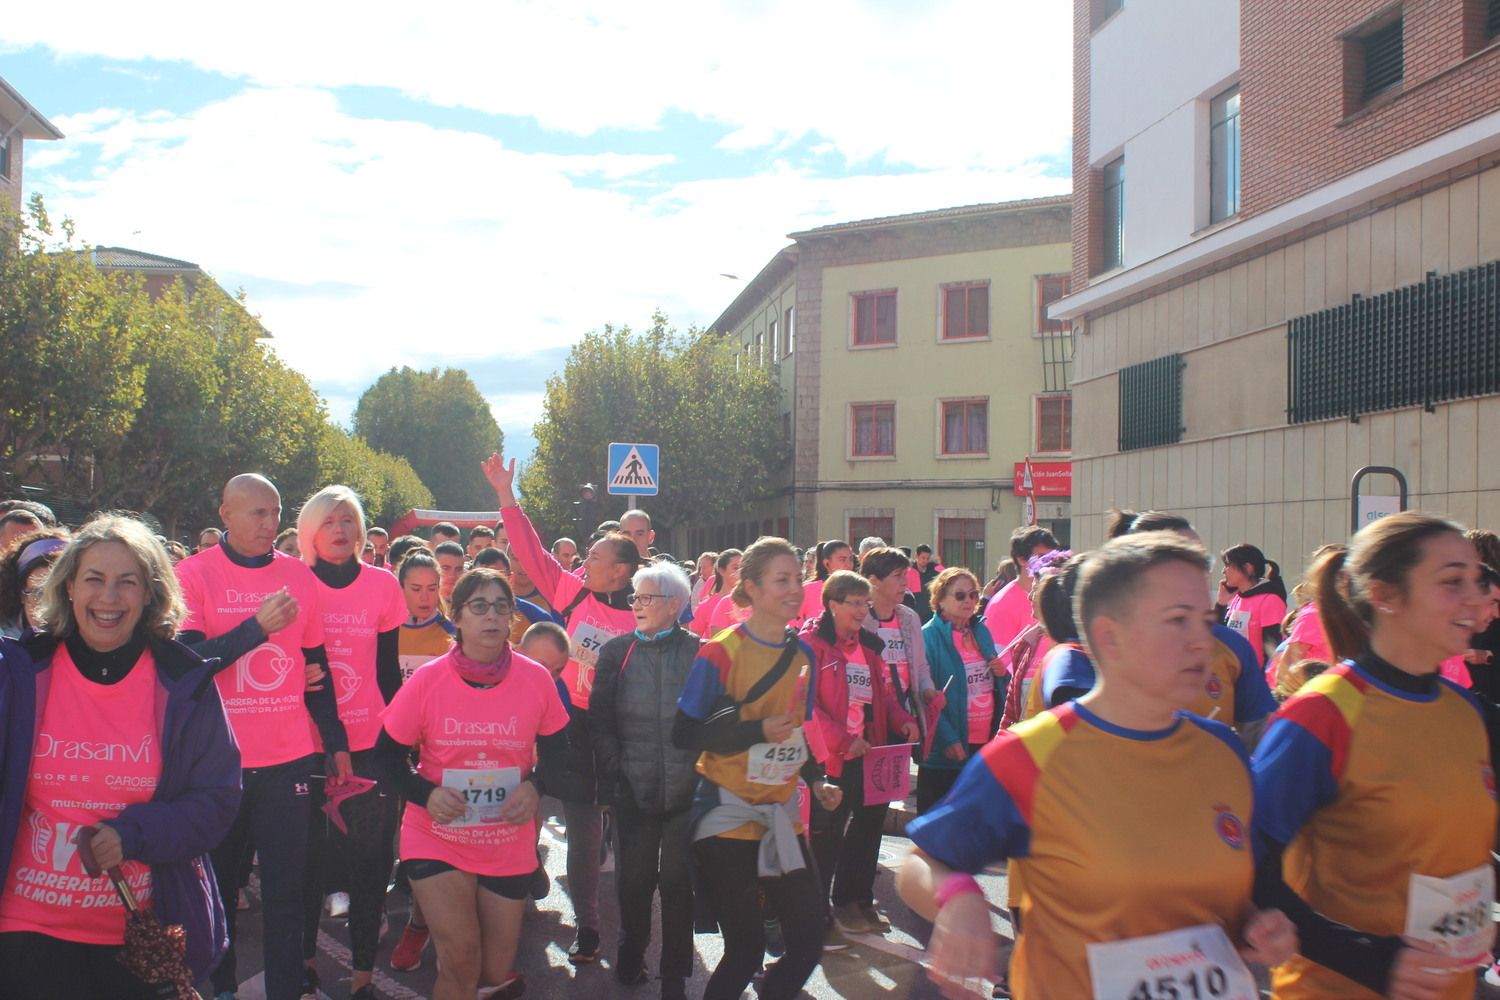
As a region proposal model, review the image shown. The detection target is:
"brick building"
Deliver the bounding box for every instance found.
[0,74,63,217]
[1054,0,1500,572]
[689,197,1073,577]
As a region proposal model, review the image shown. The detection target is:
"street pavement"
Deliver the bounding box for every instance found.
[221,812,1500,1000]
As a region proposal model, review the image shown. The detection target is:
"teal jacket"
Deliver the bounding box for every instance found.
[920,613,998,769]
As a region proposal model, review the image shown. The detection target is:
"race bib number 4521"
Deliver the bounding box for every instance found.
[1405,863,1496,962]
[746,730,807,786]
[1086,924,1256,1000]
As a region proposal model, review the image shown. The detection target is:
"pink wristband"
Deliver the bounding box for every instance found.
[933,872,983,911]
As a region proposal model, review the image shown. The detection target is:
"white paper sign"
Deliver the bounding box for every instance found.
[1086,923,1257,1000]
[1404,863,1496,962]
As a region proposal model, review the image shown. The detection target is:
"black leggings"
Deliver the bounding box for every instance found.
[694,835,826,1000]
[810,756,889,907]
[0,931,160,1000]
[302,749,399,970]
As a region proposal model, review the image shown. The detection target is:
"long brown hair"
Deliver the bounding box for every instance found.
[1285,543,1346,632]
[1312,512,1466,661]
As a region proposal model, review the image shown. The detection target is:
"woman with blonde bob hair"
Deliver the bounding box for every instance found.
[294,485,408,1000]
[0,514,241,999]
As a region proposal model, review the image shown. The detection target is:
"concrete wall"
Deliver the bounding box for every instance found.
[1071,156,1500,575]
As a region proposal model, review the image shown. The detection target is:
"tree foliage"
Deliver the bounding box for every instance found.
[0,196,434,535]
[518,313,786,540]
[352,367,504,510]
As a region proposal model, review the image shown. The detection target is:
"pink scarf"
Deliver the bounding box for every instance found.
[449,643,512,687]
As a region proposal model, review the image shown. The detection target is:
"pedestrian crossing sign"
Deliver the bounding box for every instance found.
[607,442,660,496]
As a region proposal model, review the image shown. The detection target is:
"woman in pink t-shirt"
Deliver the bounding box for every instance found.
[295,486,409,997]
[377,568,569,1000]
[690,548,741,637]
[1217,543,1288,669]
[798,540,854,626]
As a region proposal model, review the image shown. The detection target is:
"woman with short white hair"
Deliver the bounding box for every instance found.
[589,561,702,1000]
[295,485,408,1000]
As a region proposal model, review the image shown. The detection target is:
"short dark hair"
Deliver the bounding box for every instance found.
[1106,508,1194,539]
[470,525,494,540]
[397,550,439,584]
[472,547,509,570]
[433,540,466,560]
[449,568,515,637]
[1034,553,1087,643]
[1009,526,1059,567]
[431,522,461,540]
[367,526,388,539]
[860,546,910,581]
[1076,532,1209,652]
[0,500,57,527]
[915,544,933,556]
[388,534,426,569]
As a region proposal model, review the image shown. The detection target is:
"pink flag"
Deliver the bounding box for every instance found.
[322,777,377,834]
[863,743,915,806]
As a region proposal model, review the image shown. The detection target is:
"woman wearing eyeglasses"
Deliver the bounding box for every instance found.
[589,562,702,1000]
[918,568,1002,815]
[377,568,569,1000]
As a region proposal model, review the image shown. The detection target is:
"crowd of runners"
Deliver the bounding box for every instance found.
[0,450,1495,1000]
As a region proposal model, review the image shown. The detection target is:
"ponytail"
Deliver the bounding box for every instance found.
[1263,559,1287,601]
[1312,551,1366,663]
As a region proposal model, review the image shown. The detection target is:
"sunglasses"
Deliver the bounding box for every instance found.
[947,589,980,602]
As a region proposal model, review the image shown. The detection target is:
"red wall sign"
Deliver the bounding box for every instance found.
[1013,462,1073,497]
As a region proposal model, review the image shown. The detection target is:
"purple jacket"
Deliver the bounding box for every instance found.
[0,633,241,980]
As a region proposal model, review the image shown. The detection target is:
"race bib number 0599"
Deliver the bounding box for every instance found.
[1086,924,1256,1000]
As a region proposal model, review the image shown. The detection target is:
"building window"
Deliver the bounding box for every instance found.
[1036,275,1071,334]
[941,399,988,455]
[851,403,895,457]
[849,516,895,546]
[1209,86,1241,223]
[1490,0,1500,40]
[942,282,989,340]
[1118,354,1185,451]
[0,135,10,181]
[783,307,794,357]
[852,290,897,346]
[782,412,792,446]
[939,518,986,577]
[1101,157,1124,271]
[767,319,778,360]
[1360,16,1404,103]
[1036,395,1072,454]
[754,332,764,363]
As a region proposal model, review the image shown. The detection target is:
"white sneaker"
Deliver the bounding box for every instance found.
[326,891,350,918]
[1484,961,1500,988]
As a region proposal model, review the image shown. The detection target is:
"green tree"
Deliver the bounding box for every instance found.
[0,196,149,490]
[316,424,434,526]
[352,367,503,509]
[518,313,786,540]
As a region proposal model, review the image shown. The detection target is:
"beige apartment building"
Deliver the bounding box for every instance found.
[689,197,1073,576]
[1054,0,1500,572]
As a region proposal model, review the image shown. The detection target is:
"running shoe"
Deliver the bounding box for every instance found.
[478,973,526,999]
[1485,961,1500,988]
[763,918,786,958]
[832,901,874,934]
[298,965,320,1000]
[389,921,429,972]
[569,926,601,965]
[859,903,891,932]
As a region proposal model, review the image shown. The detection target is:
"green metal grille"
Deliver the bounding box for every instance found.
[1118,354,1185,451]
[1287,261,1500,425]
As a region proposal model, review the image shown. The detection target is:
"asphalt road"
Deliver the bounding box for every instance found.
[221,813,1500,1000]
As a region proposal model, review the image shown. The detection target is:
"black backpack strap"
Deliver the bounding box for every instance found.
[558,587,591,624]
[742,628,800,708]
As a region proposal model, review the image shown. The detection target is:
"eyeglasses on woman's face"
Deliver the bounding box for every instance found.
[628,592,667,607]
[461,598,513,617]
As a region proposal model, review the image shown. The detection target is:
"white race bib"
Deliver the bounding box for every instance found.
[1404,863,1496,962]
[965,657,992,707]
[1086,924,1257,1000]
[570,620,613,670]
[846,661,873,704]
[442,766,521,827]
[1224,609,1252,641]
[746,729,807,786]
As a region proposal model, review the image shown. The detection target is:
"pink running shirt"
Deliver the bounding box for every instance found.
[176,545,325,767]
[0,647,162,944]
[382,649,569,876]
[316,563,409,752]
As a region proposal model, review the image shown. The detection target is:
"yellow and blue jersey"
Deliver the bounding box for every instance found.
[908,702,1255,998]
[1253,660,1497,999]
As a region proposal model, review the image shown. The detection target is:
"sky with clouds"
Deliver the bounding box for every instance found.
[2,2,1072,463]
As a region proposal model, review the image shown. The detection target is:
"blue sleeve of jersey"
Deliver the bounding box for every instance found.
[517,598,561,625]
[1215,624,1277,724]
[676,654,727,721]
[1252,717,1338,847]
[1041,649,1095,705]
[907,754,1031,872]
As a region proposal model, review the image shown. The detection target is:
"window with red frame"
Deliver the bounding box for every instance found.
[851,403,895,457]
[852,291,897,346]
[1036,396,1072,453]
[1036,275,1071,333]
[938,517,986,576]
[849,516,894,546]
[941,399,988,455]
[942,282,989,339]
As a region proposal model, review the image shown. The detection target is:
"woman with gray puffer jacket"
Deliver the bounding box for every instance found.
[589,561,702,1000]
